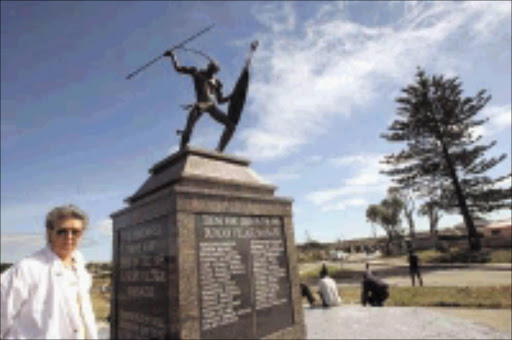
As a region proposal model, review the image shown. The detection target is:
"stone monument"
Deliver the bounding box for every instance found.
[110,147,306,339]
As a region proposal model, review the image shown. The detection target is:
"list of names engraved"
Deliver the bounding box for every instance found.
[196,214,294,339]
[251,239,288,310]
[116,217,169,340]
[199,242,248,330]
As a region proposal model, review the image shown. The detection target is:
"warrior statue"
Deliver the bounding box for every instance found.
[164,41,258,152]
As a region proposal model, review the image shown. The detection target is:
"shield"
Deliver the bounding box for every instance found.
[227,65,250,125]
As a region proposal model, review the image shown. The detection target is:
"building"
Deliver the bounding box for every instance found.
[453,218,512,248]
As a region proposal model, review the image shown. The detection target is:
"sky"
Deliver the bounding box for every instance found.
[1,1,511,263]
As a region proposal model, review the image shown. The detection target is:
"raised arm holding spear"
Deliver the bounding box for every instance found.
[126,23,258,152]
[125,23,215,80]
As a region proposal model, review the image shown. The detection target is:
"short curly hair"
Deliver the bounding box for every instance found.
[45,204,88,232]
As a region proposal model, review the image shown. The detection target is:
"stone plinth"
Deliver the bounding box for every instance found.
[110,147,305,339]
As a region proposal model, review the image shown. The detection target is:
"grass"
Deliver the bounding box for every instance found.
[298,249,329,263]
[327,285,512,309]
[490,249,512,263]
[91,277,111,322]
[386,248,512,264]
[416,248,512,264]
[300,264,362,282]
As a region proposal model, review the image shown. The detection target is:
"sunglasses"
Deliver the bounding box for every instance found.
[55,228,83,237]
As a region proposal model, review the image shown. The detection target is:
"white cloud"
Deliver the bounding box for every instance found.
[260,154,324,183]
[92,218,113,237]
[262,170,300,183]
[482,104,512,136]
[307,153,390,206]
[1,232,45,263]
[253,2,297,33]
[329,154,383,167]
[1,232,44,246]
[238,2,511,161]
[168,144,179,154]
[323,198,368,212]
[0,202,53,231]
[469,104,511,139]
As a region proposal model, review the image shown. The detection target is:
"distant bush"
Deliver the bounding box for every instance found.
[86,262,113,273]
[435,240,451,253]
[298,248,331,263]
[490,249,512,263]
[303,240,324,249]
[1,263,12,274]
[420,248,492,263]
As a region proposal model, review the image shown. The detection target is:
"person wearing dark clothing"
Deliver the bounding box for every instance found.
[364,262,371,275]
[408,250,423,287]
[300,283,316,306]
[361,272,389,307]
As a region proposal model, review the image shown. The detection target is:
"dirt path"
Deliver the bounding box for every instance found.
[305,305,511,339]
[300,261,512,287]
[432,307,512,335]
[384,268,512,286]
[98,307,511,339]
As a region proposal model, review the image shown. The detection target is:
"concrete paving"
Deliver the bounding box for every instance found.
[304,305,511,339]
[98,306,512,339]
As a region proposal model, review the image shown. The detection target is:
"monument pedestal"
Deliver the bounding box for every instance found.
[111,147,305,339]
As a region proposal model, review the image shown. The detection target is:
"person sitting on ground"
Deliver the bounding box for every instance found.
[361,271,389,307]
[300,283,316,307]
[408,249,423,287]
[318,264,341,307]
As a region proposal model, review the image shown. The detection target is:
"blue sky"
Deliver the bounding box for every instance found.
[1,1,511,263]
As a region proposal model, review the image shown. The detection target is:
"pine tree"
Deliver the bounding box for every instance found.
[381,68,511,251]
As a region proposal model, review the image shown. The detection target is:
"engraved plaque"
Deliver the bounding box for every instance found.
[115,216,170,340]
[196,214,294,339]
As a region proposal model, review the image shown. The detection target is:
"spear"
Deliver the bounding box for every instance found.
[125,23,215,80]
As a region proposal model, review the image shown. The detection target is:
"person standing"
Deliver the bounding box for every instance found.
[1,204,98,339]
[408,250,423,286]
[318,264,342,307]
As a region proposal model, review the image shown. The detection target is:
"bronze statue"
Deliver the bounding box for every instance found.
[164,41,258,152]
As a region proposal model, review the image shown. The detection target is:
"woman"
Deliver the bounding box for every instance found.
[1,204,99,339]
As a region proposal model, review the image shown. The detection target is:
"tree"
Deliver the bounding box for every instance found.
[389,186,416,239]
[417,179,444,237]
[418,199,442,236]
[379,194,405,241]
[366,194,405,254]
[365,204,380,238]
[381,68,511,251]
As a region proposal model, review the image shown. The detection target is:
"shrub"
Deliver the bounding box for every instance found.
[0,263,12,274]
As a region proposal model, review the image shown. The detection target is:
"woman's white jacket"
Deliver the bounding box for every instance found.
[1,246,99,339]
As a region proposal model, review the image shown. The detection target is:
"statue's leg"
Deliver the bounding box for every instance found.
[180,108,201,150]
[207,106,236,152]
[207,105,231,126]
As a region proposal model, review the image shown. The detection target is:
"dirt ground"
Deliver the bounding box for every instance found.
[300,260,512,336]
[432,307,512,334]
[302,261,512,287]
[383,268,512,286]
[304,306,511,339]
[98,307,511,340]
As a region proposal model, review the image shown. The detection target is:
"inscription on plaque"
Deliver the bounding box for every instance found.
[116,216,170,340]
[196,215,294,339]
